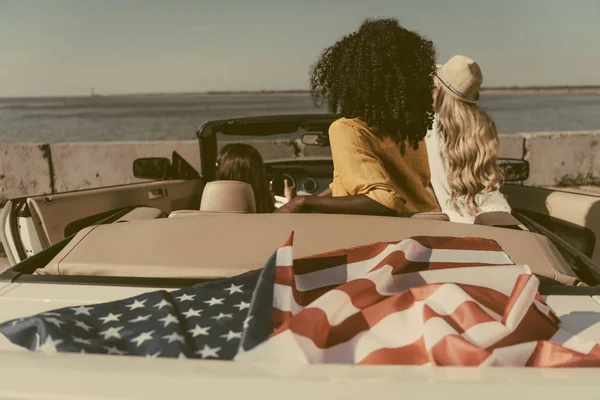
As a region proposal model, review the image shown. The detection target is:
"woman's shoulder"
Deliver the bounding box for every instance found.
[330,117,375,139]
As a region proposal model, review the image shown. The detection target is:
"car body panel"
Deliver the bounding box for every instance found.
[1,350,599,400]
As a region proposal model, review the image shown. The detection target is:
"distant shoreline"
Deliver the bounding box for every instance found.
[124,86,600,97]
[2,86,600,100]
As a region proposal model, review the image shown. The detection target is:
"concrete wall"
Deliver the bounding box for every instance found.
[1,131,599,198]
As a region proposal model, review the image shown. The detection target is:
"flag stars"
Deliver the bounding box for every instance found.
[162,332,185,344]
[74,320,94,332]
[99,326,124,340]
[204,297,224,307]
[233,301,250,311]
[224,284,244,295]
[196,345,221,359]
[70,305,94,316]
[99,313,122,324]
[188,325,210,338]
[72,335,92,346]
[147,351,162,359]
[131,330,155,347]
[243,315,253,329]
[220,330,242,342]
[125,299,147,311]
[211,313,233,321]
[158,314,178,328]
[153,299,171,310]
[44,317,65,328]
[37,336,63,354]
[129,314,152,323]
[103,345,127,355]
[182,308,202,318]
[176,293,196,303]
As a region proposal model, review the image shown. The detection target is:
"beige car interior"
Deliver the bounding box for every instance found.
[169,180,452,221]
[34,213,579,286]
[26,180,203,249]
[502,184,600,263]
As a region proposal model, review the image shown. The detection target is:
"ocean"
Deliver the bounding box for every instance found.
[1,92,600,143]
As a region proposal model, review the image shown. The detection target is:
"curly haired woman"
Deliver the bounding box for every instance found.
[425,55,511,223]
[277,18,440,215]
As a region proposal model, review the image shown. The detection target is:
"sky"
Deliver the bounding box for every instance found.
[1,0,599,97]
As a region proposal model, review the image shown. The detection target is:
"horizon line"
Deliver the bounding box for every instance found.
[2,85,600,99]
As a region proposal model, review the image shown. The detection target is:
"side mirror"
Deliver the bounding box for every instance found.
[498,158,529,182]
[133,157,171,180]
[301,133,329,147]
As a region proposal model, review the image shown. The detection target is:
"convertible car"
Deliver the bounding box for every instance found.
[1,114,600,398]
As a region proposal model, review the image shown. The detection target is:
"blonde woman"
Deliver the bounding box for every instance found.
[425,55,511,223]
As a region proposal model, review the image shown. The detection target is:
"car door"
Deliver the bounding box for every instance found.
[502,184,600,264]
[1,152,203,266]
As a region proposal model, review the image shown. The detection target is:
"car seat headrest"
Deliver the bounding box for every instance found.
[200,180,257,213]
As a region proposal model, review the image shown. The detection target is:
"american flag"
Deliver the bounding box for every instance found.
[236,233,600,367]
[3,233,600,367]
[0,268,263,360]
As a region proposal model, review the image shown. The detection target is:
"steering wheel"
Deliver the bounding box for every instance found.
[269,172,295,197]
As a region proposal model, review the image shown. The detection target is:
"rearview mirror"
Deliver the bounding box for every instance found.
[301,133,329,147]
[133,157,171,180]
[498,158,529,182]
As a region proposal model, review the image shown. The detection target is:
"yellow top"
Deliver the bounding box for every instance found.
[328,117,440,214]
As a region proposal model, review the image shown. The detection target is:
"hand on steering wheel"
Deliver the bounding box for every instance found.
[284,178,296,201]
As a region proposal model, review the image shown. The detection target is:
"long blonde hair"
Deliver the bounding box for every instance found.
[434,84,503,215]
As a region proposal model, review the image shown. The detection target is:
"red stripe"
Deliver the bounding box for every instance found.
[292,237,509,276]
[270,283,517,349]
[527,341,600,367]
[428,334,492,366]
[357,337,430,365]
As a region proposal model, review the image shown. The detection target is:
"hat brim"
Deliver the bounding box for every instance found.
[435,64,479,103]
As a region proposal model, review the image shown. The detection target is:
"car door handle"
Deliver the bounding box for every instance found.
[148,189,168,200]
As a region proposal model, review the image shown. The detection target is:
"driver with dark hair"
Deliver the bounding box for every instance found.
[277,18,440,215]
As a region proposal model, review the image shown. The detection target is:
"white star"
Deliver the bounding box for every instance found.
[44,317,65,328]
[204,297,224,306]
[158,313,178,328]
[146,351,161,359]
[74,320,94,332]
[99,326,124,340]
[243,315,253,329]
[211,313,233,321]
[42,312,61,317]
[131,330,154,347]
[153,299,171,310]
[224,283,244,295]
[182,308,202,318]
[99,313,122,324]
[103,345,126,355]
[176,293,196,302]
[37,336,63,354]
[125,299,147,310]
[162,332,185,344]
[11,318,25,327]
[70,305,94,316]
[220,330,242,342]
[72,335,91,345]
[196,345,221,359]
[188,325,210,338]
[177,352,188,359]
[233,301,250,311]
[129,314,152,323]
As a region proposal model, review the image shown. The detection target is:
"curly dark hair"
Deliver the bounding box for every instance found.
[309,18,437,148]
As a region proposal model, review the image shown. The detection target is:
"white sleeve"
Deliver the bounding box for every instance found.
[424,118,452,211]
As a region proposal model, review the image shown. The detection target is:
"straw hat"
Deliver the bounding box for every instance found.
[435,55,483,103]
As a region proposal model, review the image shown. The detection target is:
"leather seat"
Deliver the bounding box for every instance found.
[170,181,256,218]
